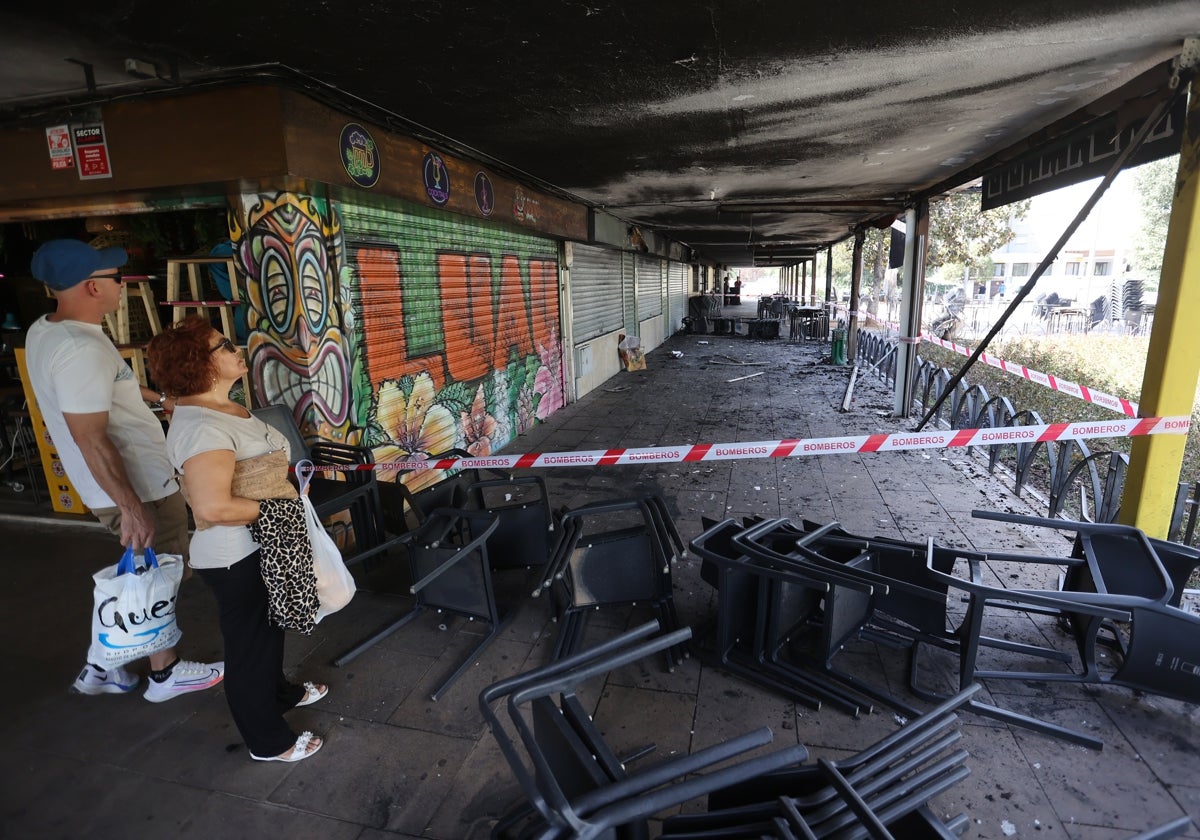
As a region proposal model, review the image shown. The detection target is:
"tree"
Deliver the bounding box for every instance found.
[926,191,1029,274]
[1131,155,1178,286]
[829,227,890,312]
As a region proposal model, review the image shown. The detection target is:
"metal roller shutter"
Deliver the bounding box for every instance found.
[570,244,624,342]
[334,197,563,447]
[667,261,688,334]
[635,255,663,321]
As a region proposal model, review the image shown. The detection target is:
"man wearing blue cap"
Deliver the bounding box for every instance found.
[25,239,223,702]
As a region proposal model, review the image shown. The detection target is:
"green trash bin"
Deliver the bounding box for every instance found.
[830,328,847,365]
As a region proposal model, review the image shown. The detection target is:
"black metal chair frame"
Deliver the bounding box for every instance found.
[467,475,557,571]
[481,621,809,840]
[333,507,510,701]
[658,685,980,840]
[967,511,1200,708]
[380,447,509,535]
[541,496,689,670]
[691,518,877,715]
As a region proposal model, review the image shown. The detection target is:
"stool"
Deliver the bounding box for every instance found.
[165,257,251,403]
[99,275,163,387]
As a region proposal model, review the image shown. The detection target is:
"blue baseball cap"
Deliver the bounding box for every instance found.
[31,239,127,290]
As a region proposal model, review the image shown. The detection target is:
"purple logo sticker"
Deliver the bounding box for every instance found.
[474,171,494,217]
[340,123,379,188]
[423,152,450,205]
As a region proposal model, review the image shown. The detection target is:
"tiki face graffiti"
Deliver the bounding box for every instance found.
[231,193,353,440]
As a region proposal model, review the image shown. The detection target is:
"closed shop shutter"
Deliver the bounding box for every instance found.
[570,244,624,342]
[334,196,563,450]
[667,260,688,334]
[636,255,663,321]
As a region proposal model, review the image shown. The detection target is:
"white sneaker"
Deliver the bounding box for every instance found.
[144,660,224,703]
[71,663,140,695]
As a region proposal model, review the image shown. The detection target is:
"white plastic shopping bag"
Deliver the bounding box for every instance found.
[88,546,184,667]
[296,460,357,621]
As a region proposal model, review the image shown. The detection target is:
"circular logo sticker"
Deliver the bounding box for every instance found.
[474,171,494,217]
[423,152,450,205]
[340,123,380,188]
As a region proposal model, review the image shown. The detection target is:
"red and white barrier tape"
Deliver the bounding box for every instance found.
[920,333,1139,417]
[302,416,1189,474]
[842,311,1139,418]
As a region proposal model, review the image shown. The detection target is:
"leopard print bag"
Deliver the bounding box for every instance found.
[250,498,319,634]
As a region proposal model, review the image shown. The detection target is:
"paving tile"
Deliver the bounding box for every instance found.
[387,635,539,738]
[267,716,475,835]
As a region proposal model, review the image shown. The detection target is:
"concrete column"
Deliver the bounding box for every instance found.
[894,202,929,417]
[847,229,864,363]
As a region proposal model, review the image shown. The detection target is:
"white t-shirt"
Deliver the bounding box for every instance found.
[167,405,291,569]
[24,315,177,508]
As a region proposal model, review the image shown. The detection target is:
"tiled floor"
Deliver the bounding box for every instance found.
[1,309,1197,839]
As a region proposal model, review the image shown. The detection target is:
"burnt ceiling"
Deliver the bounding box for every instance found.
[1,1,1198,266]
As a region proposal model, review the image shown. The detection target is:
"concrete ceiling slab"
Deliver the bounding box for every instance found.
[2,1,1197,265]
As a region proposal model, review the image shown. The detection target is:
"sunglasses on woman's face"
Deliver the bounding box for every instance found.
[209,337,238,355]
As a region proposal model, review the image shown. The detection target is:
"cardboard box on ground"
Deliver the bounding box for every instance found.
[617,334,646,371]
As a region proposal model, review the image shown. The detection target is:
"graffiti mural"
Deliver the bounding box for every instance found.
[339,205,564,486]
[229,192,356,442]
[227,191,566,489]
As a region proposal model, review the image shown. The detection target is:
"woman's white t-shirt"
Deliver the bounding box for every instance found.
[167,406,290,569]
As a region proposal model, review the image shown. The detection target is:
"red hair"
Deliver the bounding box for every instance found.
[146,314,221,397]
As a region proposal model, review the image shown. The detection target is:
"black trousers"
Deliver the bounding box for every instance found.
[198,551,306,757]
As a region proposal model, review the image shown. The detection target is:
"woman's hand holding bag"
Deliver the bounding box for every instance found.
[296,460,357,621]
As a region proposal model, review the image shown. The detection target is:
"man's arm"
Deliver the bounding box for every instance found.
[62,411,155,550]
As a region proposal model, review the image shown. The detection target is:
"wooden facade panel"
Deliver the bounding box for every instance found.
[0,85,289,204]
[281,89,587,242]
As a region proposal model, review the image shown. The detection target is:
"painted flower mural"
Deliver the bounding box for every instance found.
[461,384,498,457]
[534,328,565,420]
[372,372,457,493]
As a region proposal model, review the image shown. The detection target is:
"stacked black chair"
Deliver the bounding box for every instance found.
[467,475,557,570]
[691,517,880,715]
[538,495,688,670]
[692,515,1132,748]
[482,622,808,840]
[659,685,979,840]
[482,621,979,840]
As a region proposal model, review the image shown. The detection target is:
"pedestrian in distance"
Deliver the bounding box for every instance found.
[147,315,327,763]
[25,239,224,702]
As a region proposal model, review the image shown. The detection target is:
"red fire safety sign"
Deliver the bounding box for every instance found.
[72,123,113,180]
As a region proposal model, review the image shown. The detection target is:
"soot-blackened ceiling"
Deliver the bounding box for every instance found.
[1,1,1198,265]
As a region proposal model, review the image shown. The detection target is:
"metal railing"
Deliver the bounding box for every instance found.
[855,328,1128,526]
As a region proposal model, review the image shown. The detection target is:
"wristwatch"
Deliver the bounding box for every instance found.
[150,392,168,409]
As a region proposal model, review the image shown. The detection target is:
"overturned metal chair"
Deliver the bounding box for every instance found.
[959,511,1200,711]
[659,684,979,840]
[691,517,883,716]
[539,495,689,670]
[468,475,558,570]
[380,447,509,534]
[333,507,510,701]
[481,621,808,840]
